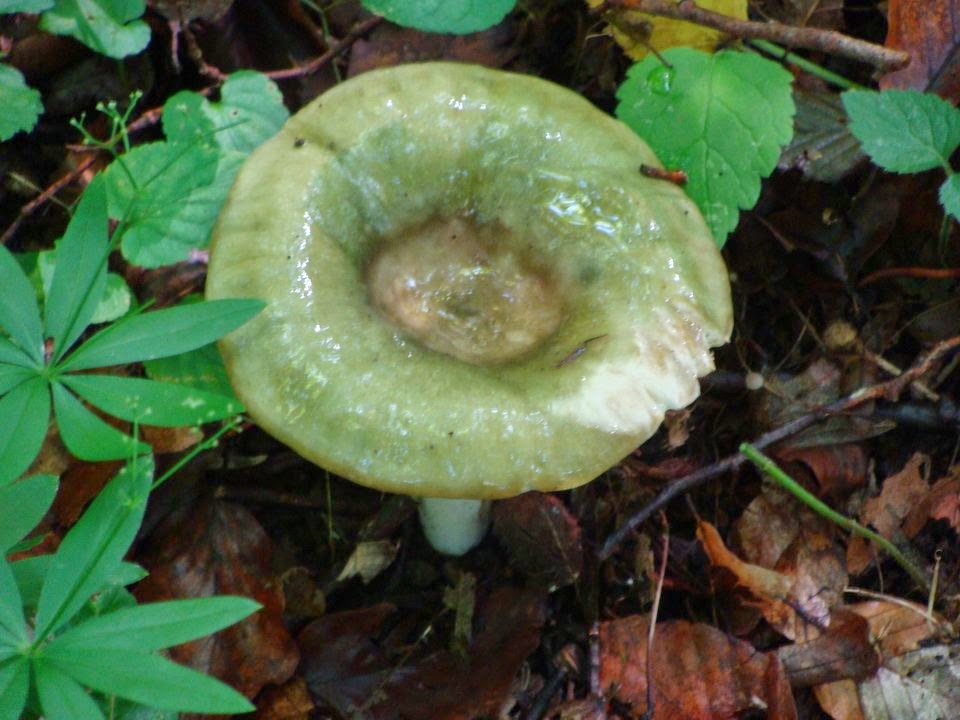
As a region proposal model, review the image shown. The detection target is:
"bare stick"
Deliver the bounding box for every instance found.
[601,0,910,71]
[598,334,960,560]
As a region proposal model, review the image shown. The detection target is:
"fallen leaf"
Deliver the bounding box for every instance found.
[135,499,300,702]
[588,0,748,59]
[300,587,546,720]
[336,540,399,584]
[848,453,930,574]
[777,608,879,687]
[492,492,582,587]
[881,0,960,101]
[256,676,315,720]
[903,468,960,536]
[599,615,797,719]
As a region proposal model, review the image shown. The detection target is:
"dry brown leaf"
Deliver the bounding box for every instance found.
[256,676,315,720]
[599,615,797,719]
[777,608,879,688]
[492,492,582,587]
[135,499,300,702]
[904,469,960,536]
[848,454,929,574]
[336,540,399,584]
[882,0,960,100]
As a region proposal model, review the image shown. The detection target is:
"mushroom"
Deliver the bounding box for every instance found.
[206,62,732,555]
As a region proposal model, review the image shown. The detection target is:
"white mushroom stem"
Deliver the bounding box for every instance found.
[417,497,491,555]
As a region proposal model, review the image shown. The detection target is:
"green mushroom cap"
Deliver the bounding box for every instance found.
[206,62,733,500]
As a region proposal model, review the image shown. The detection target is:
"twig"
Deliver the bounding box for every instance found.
[598,334,960,560]
[859,266,960,286]
[1,155,97,246]
[740,442,930,592]
[600,0,909,71]
[266,15,383,81]
[644,512,669,719]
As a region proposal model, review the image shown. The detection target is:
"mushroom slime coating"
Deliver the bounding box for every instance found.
[206,62,733,501]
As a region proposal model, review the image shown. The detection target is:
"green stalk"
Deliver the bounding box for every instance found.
[747,39,868,92]
[739,442,930,592]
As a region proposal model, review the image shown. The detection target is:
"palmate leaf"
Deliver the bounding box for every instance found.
[49,596,260,653]
[0,336,34,369]
[62,373,242,426]
[34,660,105,720]
[34,454,153,639]
[44,175,111,363]
[41,648,254,713]
[0,376,50,487]
[0,559,28,648]
[0,656,30,720]
[60,298,264,371]
[0,361,33,395]
[0,474,58,551]
[51,382,147,461]
[0,244,43,364]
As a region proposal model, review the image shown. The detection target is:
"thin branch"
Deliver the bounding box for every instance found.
[1,155,97,246]
[601,0,910,71]
[598,333,960,560]
[266,15,383,81]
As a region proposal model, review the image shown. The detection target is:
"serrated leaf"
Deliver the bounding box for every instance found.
[50,382,147,460]
[40,0,149,59]
[34,660,106,720]
[163,70,288,153]
[144,341,237,399]
[0,474,58,551]
[44,648,255,713]
[0,376,50,487]
[50,596,260,652]
[0,656,29,720]
[842,89,960,174]
[0,244,43,363]
[103,140,219,267]
[362,0,514,33]
[44,175,110,362]
[34,455,153,639]
[62,373,242,426]
[940,174,960,221]
[616,48,794,245]
[0,64,42,141]
[779,87,865,183]
[61,298,265,371]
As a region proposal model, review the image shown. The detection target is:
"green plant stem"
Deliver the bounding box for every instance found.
[739,442,930,593]
[151,415,243,490]
[747,39,868,92]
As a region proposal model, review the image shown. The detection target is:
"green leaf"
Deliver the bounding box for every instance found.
[50,596,260,652]
[0,559,28,647]
[0,376,50,487]
[842,89,960,174]
[40,253,132,328]
[34,455,153,639]
[616,48,795,245]
[0,474,58,551]
[0,0,55,11]
[163,70,288,153]
[0,362,34,394]
[61,298,265,371]
[43,649,254,713]
[10,555,49,611]
[34,660,106,720]
[44,175,110,362]
[939,173,960,221]
[0,244,43,363]
[361,0,514,33]
[40,0,149,59]
[144,341,238,399]
[63,373,242,426]
[0,64,43,141]
[103,140,220,267]
[0,656,29,720]
[50,382,147,460]
[0,337,35,369]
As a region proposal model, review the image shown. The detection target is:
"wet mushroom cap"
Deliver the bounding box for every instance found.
[206,62,733,500]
